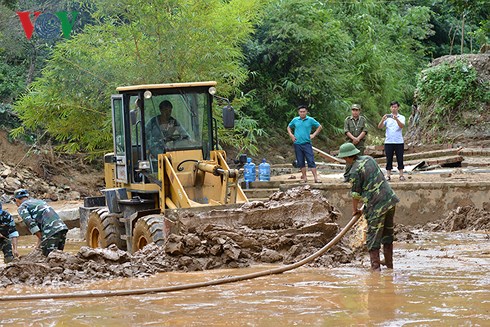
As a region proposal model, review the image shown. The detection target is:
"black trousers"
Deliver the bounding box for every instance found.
[384,143,404,171]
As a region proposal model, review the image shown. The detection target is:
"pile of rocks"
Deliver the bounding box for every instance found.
[0,161,81,202]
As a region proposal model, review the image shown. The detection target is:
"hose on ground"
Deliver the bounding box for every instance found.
[0,210,364,302]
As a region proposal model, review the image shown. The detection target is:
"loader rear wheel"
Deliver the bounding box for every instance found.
[132,216,166,253]
[86,207,126,250]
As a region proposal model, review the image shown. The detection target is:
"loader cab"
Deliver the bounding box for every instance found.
[110,81,228,186]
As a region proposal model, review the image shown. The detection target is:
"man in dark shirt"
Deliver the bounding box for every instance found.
[146,100,190,156]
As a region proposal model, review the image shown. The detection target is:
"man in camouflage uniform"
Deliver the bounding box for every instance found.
[337,143,399,271]
[14,189,68,256]
[0,203,19,263]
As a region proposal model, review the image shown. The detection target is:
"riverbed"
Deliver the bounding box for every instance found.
[1,230,488,326]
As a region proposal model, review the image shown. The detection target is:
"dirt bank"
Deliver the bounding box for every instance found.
[0,130,103,201]
[423,205,490,232]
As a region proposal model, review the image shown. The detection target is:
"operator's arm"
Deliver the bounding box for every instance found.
[175,124,191,139]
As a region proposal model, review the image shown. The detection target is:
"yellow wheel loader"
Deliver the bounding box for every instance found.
[81,81,248,252]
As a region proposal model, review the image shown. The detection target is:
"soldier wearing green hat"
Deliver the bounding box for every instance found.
[337,143,399,271]
[14,189,68,256]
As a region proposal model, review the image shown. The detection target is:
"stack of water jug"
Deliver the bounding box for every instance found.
[244,158,270,189]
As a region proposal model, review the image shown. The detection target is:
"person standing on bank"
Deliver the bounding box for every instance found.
[14,189,68,256]
[378,101,406,181]
[0,203,19,263]
[287,105,323,183]
[337,143,399,271]
[343,104,368,182]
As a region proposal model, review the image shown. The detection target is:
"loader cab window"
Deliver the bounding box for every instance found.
[144,92,207,172]
[129,96,144,182]
[111,95,129,184]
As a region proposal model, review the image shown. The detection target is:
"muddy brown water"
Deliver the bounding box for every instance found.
[1,231,489,326]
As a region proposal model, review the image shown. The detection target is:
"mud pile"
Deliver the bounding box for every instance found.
[424,206,490,232]
[0,161,83,202]
[0,187,357,287]
[394,224,419,242]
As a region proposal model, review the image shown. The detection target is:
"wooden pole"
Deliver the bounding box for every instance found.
[312,146,345,164]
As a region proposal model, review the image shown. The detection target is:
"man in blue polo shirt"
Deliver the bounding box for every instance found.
[287,105,323,183]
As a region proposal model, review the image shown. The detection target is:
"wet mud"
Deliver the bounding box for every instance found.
[0,187,355,287]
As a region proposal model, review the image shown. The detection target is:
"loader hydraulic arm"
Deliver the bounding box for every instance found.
[196,162,238,178]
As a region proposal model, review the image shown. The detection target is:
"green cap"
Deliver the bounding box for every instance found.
[14,188,29,199]
[337,143,360,158]
[351,104,361,110]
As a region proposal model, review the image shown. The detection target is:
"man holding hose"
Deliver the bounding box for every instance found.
[337,143,399,271]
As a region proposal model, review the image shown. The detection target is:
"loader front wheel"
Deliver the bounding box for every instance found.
[132,216,166,253]
[86,208,126,250]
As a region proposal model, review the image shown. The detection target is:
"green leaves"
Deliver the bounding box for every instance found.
[243,0,433,140]
[416,59,489,122]
[12,0,263,155]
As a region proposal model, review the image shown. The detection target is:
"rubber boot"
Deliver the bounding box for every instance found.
[369,249,381,271]
[383,243,393,269]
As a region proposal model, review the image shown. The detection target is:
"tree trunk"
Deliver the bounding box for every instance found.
[26,45,37,85]
[460,14,465,54]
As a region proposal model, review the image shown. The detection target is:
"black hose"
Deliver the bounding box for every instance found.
[0,211,363,302]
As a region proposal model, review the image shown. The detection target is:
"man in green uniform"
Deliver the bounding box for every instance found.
[337,143,399,271]
[343,104,368,182]
[14,189,68,256]
[0,203,19,263]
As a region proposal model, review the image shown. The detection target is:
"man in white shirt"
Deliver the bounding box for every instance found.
[378,101,406,181]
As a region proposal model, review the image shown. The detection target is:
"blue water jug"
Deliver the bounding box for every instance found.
[258,158,271,181]
[244,157,256,185]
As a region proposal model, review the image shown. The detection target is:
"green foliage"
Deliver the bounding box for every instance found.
[244,0,351,127]
[6,0,488,156]
[0,61,25,100]
[416,59,489,123]
[13,0,265,155]
[244,0,433,143]
[422,0,489,56]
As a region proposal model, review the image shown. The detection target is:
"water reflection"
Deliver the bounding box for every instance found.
[1,232,489,326]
